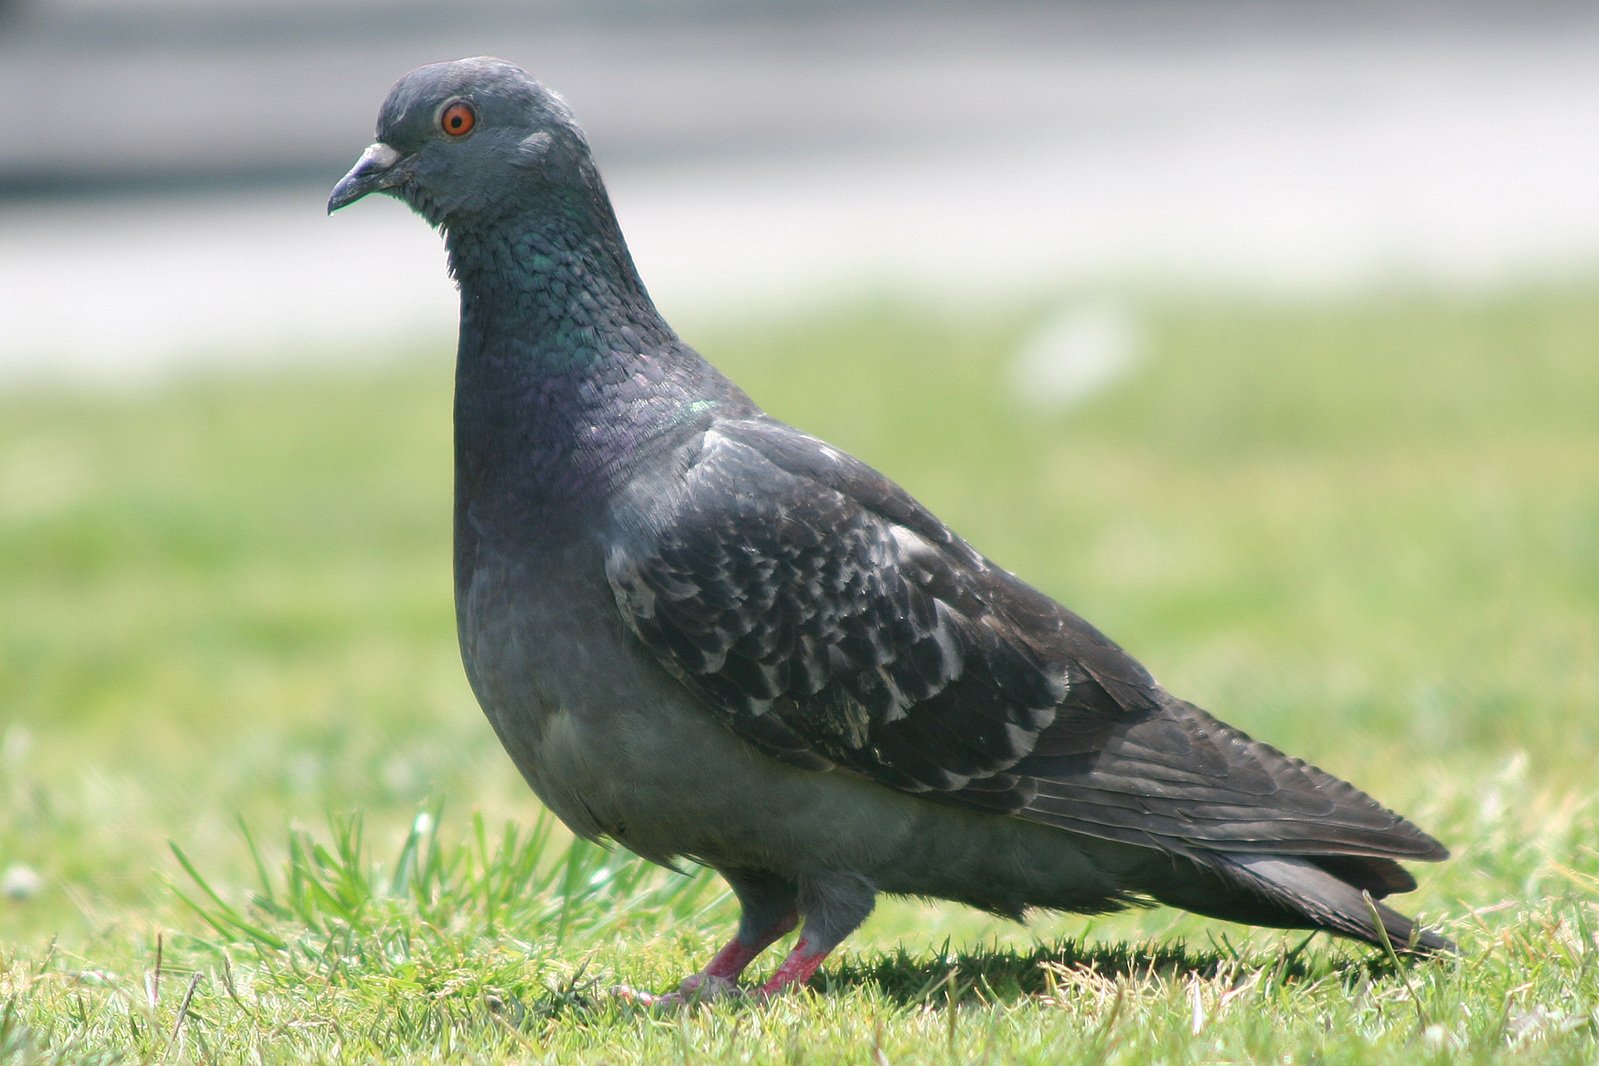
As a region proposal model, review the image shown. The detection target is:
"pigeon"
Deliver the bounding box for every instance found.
[329,57,1452,1002]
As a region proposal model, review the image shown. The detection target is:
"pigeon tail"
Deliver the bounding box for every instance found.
[1150,851,1454,955]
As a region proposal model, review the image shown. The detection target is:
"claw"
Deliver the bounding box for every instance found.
[611,973,744,1011]
[677,973,742,1000]
[611,912,836,1009]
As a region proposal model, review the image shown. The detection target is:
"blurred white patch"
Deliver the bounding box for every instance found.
[1007,303,1141,413]
[2,863,43,902]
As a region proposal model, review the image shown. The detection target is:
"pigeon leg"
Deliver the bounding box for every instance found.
[677,870,799,996]
[753,936,833,996]
[616,871,799,1008]
[753,872,875,998]
[688,909,798,984]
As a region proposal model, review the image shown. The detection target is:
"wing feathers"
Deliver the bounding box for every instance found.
[606,417,1447,864]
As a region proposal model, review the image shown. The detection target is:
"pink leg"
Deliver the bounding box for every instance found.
[700,908,798,981]
[616,908,800,1008]
[618,870,873,1007]
[754,936,832,997]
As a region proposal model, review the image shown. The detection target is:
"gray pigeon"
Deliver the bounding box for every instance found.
[329,57,1452,1002]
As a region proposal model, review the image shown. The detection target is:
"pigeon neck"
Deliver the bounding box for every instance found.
[445,190,722,539]
[445,190,672,369]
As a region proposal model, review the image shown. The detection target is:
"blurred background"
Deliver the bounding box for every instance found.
[2,0,1597,977]
[5,0,1599,378]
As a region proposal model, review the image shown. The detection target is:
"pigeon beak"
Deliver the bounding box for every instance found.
[328,142,405,213]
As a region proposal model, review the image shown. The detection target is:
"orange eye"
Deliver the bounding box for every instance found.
[440,101,475,137]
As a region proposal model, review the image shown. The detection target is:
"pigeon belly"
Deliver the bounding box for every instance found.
[454,534,913,870]
[454,536,1142,916]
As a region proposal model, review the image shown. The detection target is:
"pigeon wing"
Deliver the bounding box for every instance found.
[606,417,1445,865]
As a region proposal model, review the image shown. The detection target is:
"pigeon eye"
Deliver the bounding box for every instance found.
[440,101,476,137]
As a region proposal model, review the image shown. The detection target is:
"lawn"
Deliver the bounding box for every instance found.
[2,281,1596,1062]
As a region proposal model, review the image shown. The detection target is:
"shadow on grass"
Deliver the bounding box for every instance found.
[823,935,1423,1007]
[539,934,1428,1019]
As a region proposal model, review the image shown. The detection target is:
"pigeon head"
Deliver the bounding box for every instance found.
[328,57,594,229]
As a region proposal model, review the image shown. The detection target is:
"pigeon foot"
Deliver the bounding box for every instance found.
[611,973,744,1011]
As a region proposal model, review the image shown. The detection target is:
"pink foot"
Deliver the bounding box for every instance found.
[612,909,809,1009]
[612,973,742,1010]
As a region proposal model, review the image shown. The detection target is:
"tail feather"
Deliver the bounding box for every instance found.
[1308,853,1420,898]
[1147,852,1454,954]
[1214,853,1453,954]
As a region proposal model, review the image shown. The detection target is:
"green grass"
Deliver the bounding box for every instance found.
[2,280,1597,1062]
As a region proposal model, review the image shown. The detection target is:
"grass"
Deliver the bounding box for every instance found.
[1,279,1597,1062]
